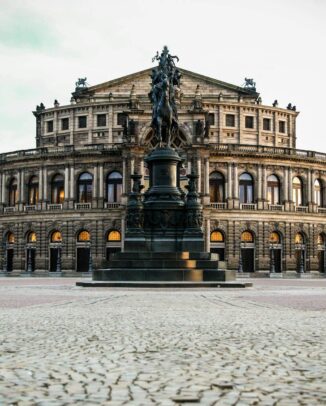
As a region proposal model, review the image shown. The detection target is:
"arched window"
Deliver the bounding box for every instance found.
[314,179,323,207]
[209,172,225,203]
[51,174,64,204]
[241,230,254,242]
[8,178,18,206]
[77,230,90,242]
[267,175,280,205]
[317,234,324,245]
[7,232,15,244]
[210,230,224,242]
[107,230,121,241]
[292,177,303,206]
[294,232,305,244]
[28,176,39,205]
[239,173,254,204]
[107,172,122,203]
[269,232,280,244]
[51,231,62,242]
[27,232,37,243]
[77,172,93,203]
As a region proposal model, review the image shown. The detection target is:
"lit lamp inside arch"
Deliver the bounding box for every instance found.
[210,230,224,242]
[107,230,121,242]
[7,232,15,244]
[294,232,304,245]
[269,232,280,244]
[28,232,37,243]
[51,231,62,243]
[78,230,91,242]
[241,231,254,243]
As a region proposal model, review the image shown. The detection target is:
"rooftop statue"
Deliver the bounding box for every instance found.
[75,77,88,88]
[149,46,181,147]
[244,78,256,92]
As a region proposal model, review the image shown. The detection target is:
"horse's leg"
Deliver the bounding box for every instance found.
[157,118,162,147]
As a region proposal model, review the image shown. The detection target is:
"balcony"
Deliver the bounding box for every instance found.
[75,203,91,210]
[104,202,123,209]
[268,204,284,211]
[24,205,37,212]
[240,203,257,210]
[47,203,63,211]
[209,203,227,209]
[295,206,308,213]
[4,206,15,213]
[318,207,326,214]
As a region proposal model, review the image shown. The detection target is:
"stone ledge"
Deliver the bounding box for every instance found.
[76,281,252,288]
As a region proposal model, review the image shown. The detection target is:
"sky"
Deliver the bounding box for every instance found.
[0,0,326,153]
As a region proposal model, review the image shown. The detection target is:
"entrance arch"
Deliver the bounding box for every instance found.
[240,230,255,272]
[76,230,91,272]
[106,230,122,261]
[49,231,63,272]
[317,233,325,273]
[269,231,282,273]
[210,230,225,261]
[294,232,306,273]
[4,232,15,272]
[26,232,37,272]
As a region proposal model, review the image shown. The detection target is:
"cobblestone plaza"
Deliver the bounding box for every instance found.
[1,278,326,405]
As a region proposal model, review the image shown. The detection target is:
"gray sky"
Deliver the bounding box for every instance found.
[1,0,325,153]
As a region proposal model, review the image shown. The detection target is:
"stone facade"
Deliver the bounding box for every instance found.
[0,68,325,275]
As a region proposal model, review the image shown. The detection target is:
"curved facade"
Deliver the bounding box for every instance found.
[1,67,326,275]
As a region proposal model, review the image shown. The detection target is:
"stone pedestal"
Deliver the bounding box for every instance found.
[93,147,235,283]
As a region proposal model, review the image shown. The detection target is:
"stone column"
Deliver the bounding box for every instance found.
[108,105,113,144]
[70,166,75,208]
[257,165,263,209]
[93,165,98,207]
[20,170,25,208]
[227,162,232,208]
[99,164,104,202]
[283,166,288,207]
[38,168,43,202]
[88,107,93,144]
[64,166,69,208]
[130,158,135,177]
[1,173,6,205]
[288,167,293,210]
[43,167,48,206]
[233,163,239,208]
[204,158,209,195]
[262,166,267,209]
[197,157,201,193]
[122,158,126,194]
[17,170,21,205]
[69,110,74,145]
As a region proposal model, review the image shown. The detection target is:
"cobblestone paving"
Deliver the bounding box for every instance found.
[1,279,326,405]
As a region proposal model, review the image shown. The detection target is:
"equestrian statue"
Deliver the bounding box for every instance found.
[149,46,181,147]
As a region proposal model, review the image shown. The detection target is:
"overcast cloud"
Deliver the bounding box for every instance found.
[1,0,325,153]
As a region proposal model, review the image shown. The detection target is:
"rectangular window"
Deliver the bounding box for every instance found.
[61,118,69,131]
[46,120,53,133]
[117,113,127,126]
[263,118,271,131]
[208,113,215,125]
[225,114,235,127]
[245,116,254,129]
[78,116,87,128]
[97,114,106,127]
[279,120,286,133]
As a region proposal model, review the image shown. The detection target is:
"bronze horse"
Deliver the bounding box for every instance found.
[152,75,178,147]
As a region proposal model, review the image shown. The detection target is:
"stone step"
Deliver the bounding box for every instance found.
[111,251,219,261]
[108,259,197,269]
[93,268,235,282]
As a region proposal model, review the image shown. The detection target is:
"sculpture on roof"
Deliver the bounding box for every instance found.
[149,46,181,147]
[244,78,256,92]
[75,78,88,88]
